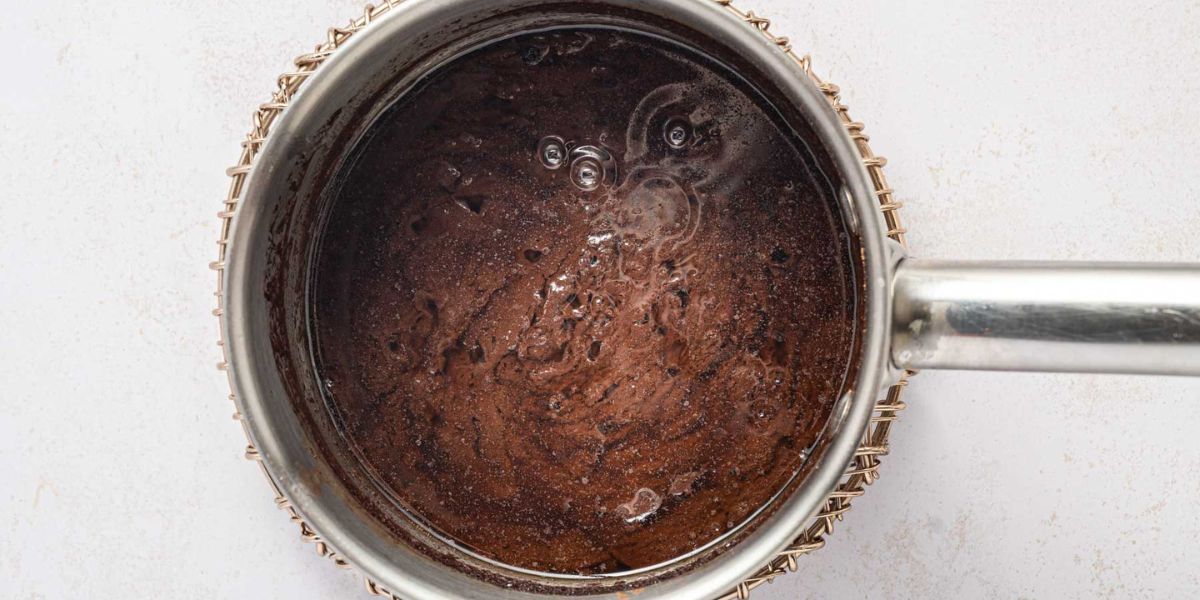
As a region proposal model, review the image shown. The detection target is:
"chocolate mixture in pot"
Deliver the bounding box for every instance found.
[312,28,858,575]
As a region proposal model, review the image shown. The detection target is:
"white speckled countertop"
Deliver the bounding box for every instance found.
[2,1,1198,598]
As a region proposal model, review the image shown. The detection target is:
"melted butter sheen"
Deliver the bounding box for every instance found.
[312,28,856,575]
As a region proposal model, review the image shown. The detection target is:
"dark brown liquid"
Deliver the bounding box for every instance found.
[312,28,857,575]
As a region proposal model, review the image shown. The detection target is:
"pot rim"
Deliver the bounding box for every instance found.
[219,0,899,598]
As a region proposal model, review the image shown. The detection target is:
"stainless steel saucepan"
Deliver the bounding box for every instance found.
[214,0,1200,598]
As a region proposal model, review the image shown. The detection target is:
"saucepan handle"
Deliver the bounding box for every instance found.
[891,260,1200,375]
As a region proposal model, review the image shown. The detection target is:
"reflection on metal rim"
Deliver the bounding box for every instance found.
[213,0,907,598]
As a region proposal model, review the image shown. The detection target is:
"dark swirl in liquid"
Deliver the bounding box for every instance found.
[311,28,857,575]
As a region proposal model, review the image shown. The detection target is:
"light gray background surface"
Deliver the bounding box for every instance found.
[2,1,1199,598]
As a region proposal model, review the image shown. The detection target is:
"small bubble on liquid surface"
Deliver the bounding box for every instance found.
[664,118,692,149]
[562,145,615,192]
[537,136,567,169]
[572,159,602,191]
